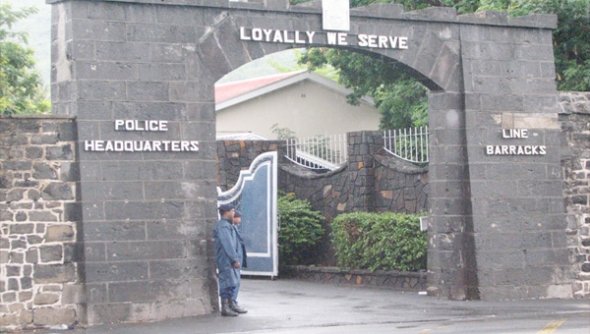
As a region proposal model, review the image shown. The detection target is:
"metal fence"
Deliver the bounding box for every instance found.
[284,134,348,171]
[383,126,429,164]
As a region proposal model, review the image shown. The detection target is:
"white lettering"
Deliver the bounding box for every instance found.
[370,35,379,48]
[240,27,413,48]
[399,37,408,49]
[190,141,199,152]
[85,139,200,153]
[240,27,251,41]
[105,140,114,152]
[327,32,338,45]
[143,141,152,152]
[338,32,348,45]
[388,36,398,48]
[306,31,315,44]
[84,140,95,151]
[378,35,388,48]
[284,31,294,43]
[181,141,190,151]
[114,120,124,131]
[272,30,283,43]
[113,120,168,132]
[253,28,263,41]
[485,145,547,156]
[502,128,529,139]
[539,146,546,155]
[327,32,348,45]
[509,146,517,155]
[358,34,368,47]
[263,29,273,41]
[294,31,304,44]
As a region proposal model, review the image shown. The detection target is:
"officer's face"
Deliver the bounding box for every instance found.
[233,216,241,225]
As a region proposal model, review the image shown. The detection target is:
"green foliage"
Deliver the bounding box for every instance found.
[0,4,49,115]
[446,0,590,91]
[278,193,325,265]
[529,0,590,91]
[331,212,427,271]
[300,48,428,129]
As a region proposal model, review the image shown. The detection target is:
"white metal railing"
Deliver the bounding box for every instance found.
[285,134,348,171]
[383,126,429,164]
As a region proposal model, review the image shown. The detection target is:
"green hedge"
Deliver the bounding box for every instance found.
[278,193,324,265]
[331,212,426,271]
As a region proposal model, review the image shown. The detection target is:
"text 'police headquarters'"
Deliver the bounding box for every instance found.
[83,120,200,153]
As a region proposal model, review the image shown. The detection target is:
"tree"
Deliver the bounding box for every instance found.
[294,0,590,129]
[0,4,50,115]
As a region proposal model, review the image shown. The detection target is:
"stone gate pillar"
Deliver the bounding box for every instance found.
[459,15,572,300]
[427,91,479,300]
[49,0,219,324]
[346,131,382,212]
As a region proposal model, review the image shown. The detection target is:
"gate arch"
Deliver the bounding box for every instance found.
[49,0,570,326]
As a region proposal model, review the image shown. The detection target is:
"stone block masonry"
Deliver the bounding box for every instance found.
[559,92,590,298]
[0,117,79,331]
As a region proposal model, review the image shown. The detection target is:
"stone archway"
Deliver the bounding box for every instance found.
[48,0,570,326]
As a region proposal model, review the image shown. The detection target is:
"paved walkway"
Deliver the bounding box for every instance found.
[32,279,590,334]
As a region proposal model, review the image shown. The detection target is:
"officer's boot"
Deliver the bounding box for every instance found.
[230,299,248,314]
[221,299,238,317]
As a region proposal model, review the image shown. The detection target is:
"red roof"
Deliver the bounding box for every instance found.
[215,71,304,104]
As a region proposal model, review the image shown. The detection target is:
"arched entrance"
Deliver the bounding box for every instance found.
[49,0,570,326]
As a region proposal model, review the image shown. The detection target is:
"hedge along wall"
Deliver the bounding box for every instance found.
[0,117,80,331]
[559,92,590,298]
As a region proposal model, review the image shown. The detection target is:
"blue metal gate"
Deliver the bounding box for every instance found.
[217,151,278,277]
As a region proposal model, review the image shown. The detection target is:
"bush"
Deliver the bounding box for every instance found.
[278,193,324,265]
[331,212,426,271]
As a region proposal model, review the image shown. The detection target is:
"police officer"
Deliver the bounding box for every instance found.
[214,204,241,316]
[230,210,248,314]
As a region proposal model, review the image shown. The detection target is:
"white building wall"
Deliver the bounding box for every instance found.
[216,79,380,139]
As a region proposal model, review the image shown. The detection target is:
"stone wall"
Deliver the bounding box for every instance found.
[559,92,590,298]
[218,132,429,221]
[217,140,283,191]
[374,155,428,214]
[0,117,79,331]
